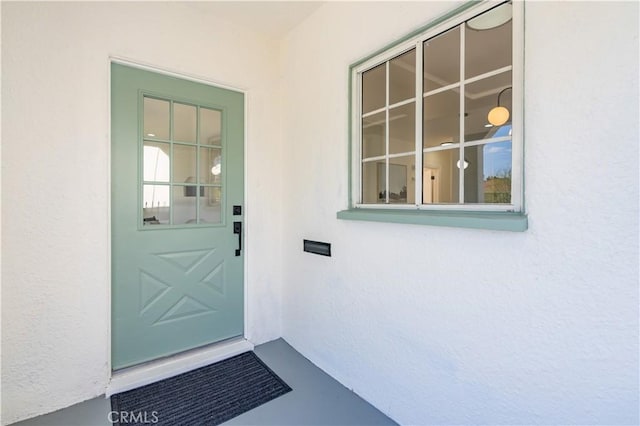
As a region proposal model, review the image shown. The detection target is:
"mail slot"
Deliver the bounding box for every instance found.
[303,239,331,257]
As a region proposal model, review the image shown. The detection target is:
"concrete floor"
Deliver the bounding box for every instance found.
[13,339,396,426]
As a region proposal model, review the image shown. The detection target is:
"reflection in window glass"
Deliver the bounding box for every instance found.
[173,103,197,143]
[172,185,198,224]
[143,142,170,182]
[465,72,512,142]
[423,149,460,204]
[199,148,222,185]
[389,49,415,105]
[200,108,222,145]
[362,112,386,158]
[386,156,414,204]
[363,158,414,205]
[362,161,382,204]
[424,27,460,92]
[362,64,386,114]
[476,141,512,204]
[173,144,197,184]
[389,103,415,155]
[465,3,512,79]
[143,97,170,140]
[200,187,222,224]
[435,141,512,204]
[423,89,459,148]
[142,185,170,225]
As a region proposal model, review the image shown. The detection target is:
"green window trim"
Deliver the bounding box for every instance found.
[337,209,528,232]
[339,1,527,232]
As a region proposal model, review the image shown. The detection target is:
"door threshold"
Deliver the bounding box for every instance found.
[106,337,254,397]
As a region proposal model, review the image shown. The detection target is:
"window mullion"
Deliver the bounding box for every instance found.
[414,41,423,206]
[458,23,465,204]
[385,61,390,204]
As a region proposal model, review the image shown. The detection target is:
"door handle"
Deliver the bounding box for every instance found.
[233,221,242,256]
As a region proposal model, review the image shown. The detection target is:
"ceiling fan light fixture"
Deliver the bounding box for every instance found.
[456,159,469,170]
[487,86,512,126]
[488,106,510,126]
[211,156,222,176]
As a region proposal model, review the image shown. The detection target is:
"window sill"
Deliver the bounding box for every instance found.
[336,208,528,232]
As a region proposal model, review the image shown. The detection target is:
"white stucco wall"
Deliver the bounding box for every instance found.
[280,1,639,425]
[1,2,283,424]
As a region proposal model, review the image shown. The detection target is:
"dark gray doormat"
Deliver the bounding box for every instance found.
[111,351,292,425]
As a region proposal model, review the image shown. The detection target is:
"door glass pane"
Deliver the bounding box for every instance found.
[464,141,512,204]
[465,71,512,142]
[172,185,198,224]
[465,4,512,79]
[173,144,197,184]
[143,141,170,182]
[362,63,385,114]
[200,108,222,146]
[362,111,385,158]
[422,149,460,204]
[424,27,460,92]
[143,98,170,140]
[199,187,222,224]
[389,49,415,105]
[389,103,415,155]
[141,97,232,228]
[199,148,222,184]
[173,103,197,143]
[142,185,170,225]
[423,89,459,149]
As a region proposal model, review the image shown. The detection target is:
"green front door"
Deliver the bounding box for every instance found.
[111,63,244,370]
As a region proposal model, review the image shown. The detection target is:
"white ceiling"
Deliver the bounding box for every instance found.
[182,1,325,39]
